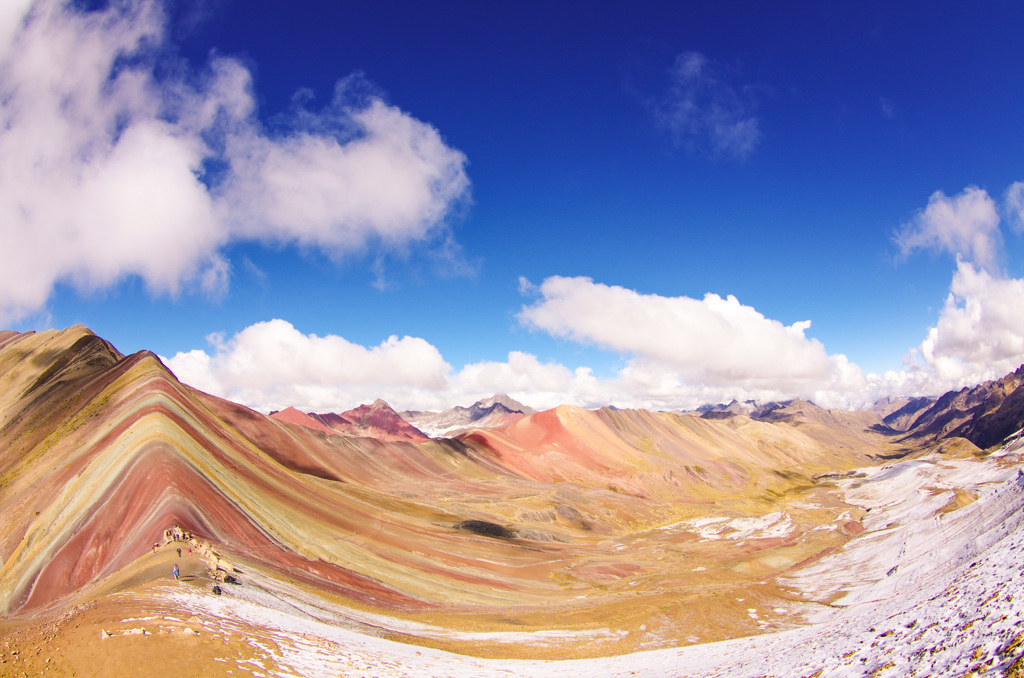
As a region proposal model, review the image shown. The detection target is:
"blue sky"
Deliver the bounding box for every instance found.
[3,0,1024,413]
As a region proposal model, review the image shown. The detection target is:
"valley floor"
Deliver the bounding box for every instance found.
[4,443,1024,677]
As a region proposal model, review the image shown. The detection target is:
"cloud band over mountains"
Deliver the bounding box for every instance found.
[159,284,866,414]
[168,179,1024,416]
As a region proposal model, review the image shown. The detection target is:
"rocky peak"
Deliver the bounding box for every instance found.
[902,364,1024,449]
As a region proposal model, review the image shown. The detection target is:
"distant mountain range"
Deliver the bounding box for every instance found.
[401,394,535,437]
[268,394,534,440]
[694,368,1024,455]
[165,354,1024,449]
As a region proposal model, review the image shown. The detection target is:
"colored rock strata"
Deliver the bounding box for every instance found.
[0,325,1022,666]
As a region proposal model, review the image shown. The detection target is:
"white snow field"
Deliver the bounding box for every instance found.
[157,436,1024,677]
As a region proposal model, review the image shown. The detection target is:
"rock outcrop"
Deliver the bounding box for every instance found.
[899,365,1024,449]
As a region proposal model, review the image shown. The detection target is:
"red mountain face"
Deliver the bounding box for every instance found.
[268,406,337,436]
[271,399,428,442]
[335,399,428,441]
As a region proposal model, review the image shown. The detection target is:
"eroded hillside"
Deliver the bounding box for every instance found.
[0,327,1015,665]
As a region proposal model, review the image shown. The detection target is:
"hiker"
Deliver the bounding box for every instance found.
[172,564,179,581]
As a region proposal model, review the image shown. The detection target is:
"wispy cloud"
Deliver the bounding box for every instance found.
[894,186,1002,273]
[1005,181,1024,234]
[651,51,761,159]
[0,0,470,324]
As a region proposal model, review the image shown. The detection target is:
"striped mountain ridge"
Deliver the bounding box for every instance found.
[0,326,1012,656]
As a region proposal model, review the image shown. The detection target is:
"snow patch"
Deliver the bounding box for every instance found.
[681,511,794,540]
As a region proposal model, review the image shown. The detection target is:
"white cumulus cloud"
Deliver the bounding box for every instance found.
[517,275,864,396]
[890,183,1024,396]
[451,352,602,412]
[0,0,469,324]
[907,259,1024,385]
[163,319,453,413]
[220,91,470,256]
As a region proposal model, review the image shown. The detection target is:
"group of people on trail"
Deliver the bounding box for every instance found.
[168,524,194,542]
[163,524,188,581]
[161,524,233,595]
[164,526,196,583]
